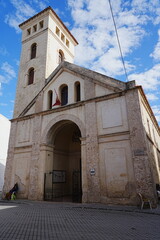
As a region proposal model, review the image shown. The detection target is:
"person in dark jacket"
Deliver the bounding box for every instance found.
[5,183,19,200]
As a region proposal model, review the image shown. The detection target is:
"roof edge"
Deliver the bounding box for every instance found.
[19,6,78,45]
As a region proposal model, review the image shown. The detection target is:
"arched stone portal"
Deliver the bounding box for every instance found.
[44,120,82,202]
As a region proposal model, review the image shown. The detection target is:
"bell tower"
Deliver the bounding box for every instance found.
[13,7,78,118]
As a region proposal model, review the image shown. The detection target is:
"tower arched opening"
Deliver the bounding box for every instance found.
[30,43,37,59]
[28,68,34,85]
[58,50,64,63]
[60,84,68,106]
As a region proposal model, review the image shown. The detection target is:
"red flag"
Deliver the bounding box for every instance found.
[52,89,61,107]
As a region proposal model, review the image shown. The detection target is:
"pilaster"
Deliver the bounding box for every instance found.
[84,101,100,202]
[28,115,42,200]
[126,89,156,204]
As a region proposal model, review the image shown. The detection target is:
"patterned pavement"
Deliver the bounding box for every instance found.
[0,200,160,240]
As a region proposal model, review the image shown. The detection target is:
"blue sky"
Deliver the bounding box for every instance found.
[0,0,160,124]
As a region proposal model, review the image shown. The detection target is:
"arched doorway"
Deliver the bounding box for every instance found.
[44,120,82,202]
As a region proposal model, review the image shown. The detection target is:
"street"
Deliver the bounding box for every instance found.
[0,201,159,240]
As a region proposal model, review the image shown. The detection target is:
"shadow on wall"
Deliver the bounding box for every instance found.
[0,162,5,191]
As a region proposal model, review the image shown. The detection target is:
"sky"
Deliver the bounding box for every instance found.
[0,0,160,125]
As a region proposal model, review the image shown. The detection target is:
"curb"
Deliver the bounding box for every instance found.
[0,199,160,215]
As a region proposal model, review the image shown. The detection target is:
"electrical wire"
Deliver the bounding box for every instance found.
[108,0,129,82]
[108,1,160,124]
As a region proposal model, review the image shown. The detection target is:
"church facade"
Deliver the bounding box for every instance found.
[3,7,160,206]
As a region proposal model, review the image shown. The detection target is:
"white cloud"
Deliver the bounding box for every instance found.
[5,0,35,33]
[131,0,160,13]
[1,62,16,79]
[30,0,48,10]
[4,0,48,32]
[129,64,160,90]
[0,103,8,106]
[11,0,35,17]
[40,2,48,10]
[0,75,7,84]
[0,62,16,96]
[152,105,160,122]
[67,0,160,98]
[150,29,160,60]
[146,93,159,101]
[5,15,21,33]
[68,0,152,78]
[15,60,20,66]
[64,21,70,28]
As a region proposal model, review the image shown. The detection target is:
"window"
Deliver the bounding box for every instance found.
[66,39,70,48]
[28,68,34,85]
[33,25,37,32]
[61,33,65,42]
[27,28,31,35]
[56,26,60,36]
[61,85,68,106]
[39,20,44,29]
[75,82,81,102]
[31,43,37,59]
[58,50,64,64]
[48,90,53,109]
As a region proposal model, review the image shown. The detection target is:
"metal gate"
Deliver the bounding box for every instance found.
[44,170,82,202]
[72,170,82,203]
[44,170,66,201]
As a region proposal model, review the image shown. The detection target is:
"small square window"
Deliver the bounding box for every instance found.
[39,20,44,29]
[56,26,60,36]
[27,28,31,35]
[61,33,65,42]
[33,25,37,32]
[66,39,70,48]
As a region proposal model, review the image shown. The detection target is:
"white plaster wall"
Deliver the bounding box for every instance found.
[25,105,35,116]
[95,85,114,97]
[15,10,76,118]
[99,139,135,200]
[12,149,31,198]
[15,118,33,148]
[0,114,11,190]
[14,29,48,117]
[140,96,160,149]
[46,33,74,78]
[139,95,160,182]
[96,96,129,135]
[46,14,75,78]
[48,12,75,53]
[41,105,86,138]
[0,114,10,165]
[21,13,49,42]
[43,71,85,110]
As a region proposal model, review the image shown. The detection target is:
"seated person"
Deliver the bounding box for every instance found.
[156,184,160,200]
[5,183,18,200]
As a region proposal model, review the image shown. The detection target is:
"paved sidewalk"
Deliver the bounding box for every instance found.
[0,200,160,240]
